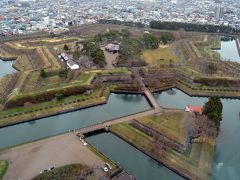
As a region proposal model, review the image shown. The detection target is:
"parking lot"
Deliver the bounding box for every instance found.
[0,133,105,180]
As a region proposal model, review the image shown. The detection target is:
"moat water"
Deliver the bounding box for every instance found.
[0,89,240,180]
[0,59,16,78]
[87,133,183,180]
[215,36,240,62]
[154,89,240,180]
[87,89,240,180]
[0,93,150,149]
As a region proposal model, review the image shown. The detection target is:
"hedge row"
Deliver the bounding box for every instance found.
[0,95,100,120]
[178,80,239,92]
[5,85,92,109]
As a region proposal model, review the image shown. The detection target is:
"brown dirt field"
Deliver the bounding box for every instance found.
[0,133,106,180]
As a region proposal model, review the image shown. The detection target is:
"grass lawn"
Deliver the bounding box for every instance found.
[13,55,33,71]
[54,42,77,53]
[18,71,95,96]
[142,45,179,65]
[0,160,8,180]
[137,111,188,146]
[194,35,221,59]
[110,121,214,180]
[0,48,14,58]
[32,164,95,180]
[0,84,117,127]
[0,88,104,126]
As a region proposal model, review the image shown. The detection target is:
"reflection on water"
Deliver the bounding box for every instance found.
[215,36,240,62]
[154,88,240,180]
[0,93,150,149]
[87,133,183,180]
[166,89,176,95]
[116,93,145,102]
[28,121,37,126]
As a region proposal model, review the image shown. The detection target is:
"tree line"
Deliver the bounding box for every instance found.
[150,21,240,34]
[98,19,145,28]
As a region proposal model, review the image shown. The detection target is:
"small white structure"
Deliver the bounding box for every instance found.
[59,52,79,70]
[67,59,79,70]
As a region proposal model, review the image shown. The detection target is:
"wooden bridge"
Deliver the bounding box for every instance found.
[131,68,162,112]
[77,109,156,135]
[143,88,161,112]
[76,68,162,135]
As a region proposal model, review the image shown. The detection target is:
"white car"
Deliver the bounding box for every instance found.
[103,167,108,172]
[40,169,48,174]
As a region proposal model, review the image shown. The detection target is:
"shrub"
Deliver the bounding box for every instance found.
[40,69,47,78]
[55,93,64,101]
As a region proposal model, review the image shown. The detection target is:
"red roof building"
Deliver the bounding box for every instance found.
[185,105,203,114]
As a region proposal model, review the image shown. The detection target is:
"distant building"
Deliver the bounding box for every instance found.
[59,52,79,70]
[185,105,203,115]
[215,5,224,21]
[105,43,120,53]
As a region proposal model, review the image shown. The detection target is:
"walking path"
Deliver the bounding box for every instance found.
[101,47,117,69]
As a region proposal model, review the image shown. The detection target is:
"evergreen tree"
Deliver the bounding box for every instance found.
[82,40,106,66]
[40,69,47,78]
[142,33,159,49]
[203,97,223,127]
[63,44,69,51]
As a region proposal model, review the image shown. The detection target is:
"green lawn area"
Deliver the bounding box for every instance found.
[195,35,221,59]
[142,45,179,65]
[95,67,129,75]
[16,71,95,98]
[0,84,118,127]
[110,121,214,180]
[32,164,95,180]
[137,111,188,146]
[0,88,105,126]
[0,160,8,180]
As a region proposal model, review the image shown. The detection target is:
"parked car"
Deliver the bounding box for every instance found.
[105,163,112,170]
[49,167,55,171]
[40,169,48,174]
[103,167,108,172]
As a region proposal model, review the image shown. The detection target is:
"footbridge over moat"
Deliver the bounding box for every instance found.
[76,69,162,135]
[143,88,161,112]
[76,109,156,135]
[131,68,162,112]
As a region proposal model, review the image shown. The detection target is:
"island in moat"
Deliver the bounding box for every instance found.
[0,21,240,180]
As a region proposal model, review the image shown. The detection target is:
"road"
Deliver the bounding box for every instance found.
[101,47,118,69]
